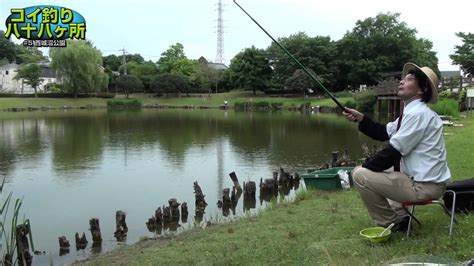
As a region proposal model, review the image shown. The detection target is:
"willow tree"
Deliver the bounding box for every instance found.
[50,40,108,97]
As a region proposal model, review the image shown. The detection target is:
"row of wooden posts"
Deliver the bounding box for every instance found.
[57,211,129,256]
[54,149,359,256]
[52,169,305,256]
[3,149,358,263]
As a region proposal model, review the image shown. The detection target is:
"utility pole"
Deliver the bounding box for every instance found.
[119,47,127,75]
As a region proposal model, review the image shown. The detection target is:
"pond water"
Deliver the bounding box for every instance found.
[0,109,376,265]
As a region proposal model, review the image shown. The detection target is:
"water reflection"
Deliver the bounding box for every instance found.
[0,109,377,265]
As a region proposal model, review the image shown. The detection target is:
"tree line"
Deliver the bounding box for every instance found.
[1,13,472,98]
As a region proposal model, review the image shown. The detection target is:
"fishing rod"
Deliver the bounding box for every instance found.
[233,0,349,113]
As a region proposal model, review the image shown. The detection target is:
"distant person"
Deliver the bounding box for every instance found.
[343,63,451,232]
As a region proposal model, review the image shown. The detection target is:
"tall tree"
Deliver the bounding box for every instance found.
[15,46,47,64]
[116,74,144,98]
[157,43,192,74]
[103,54,122,71]
[14,63,43,98]
[50,40,108,97]
[285,69,316,97]
[1,31,46,65]
[127,61,159,90]
[151,73,188,97]
[267,32,338,91]
[227,46,272,95]
[450,32,474,76]
[188,61,210,93]
[0,30,17,64]
[337,13,439,89]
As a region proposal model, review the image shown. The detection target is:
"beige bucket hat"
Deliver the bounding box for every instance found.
[402,62,439,104]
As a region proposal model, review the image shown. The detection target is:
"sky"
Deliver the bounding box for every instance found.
[1,0,473,71]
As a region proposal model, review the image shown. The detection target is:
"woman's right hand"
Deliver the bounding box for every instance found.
[343,107,364,122]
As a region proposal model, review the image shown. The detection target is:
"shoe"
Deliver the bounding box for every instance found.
[391,215,410,233]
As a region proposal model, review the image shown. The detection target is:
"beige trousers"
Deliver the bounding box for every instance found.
[352,167,447,226]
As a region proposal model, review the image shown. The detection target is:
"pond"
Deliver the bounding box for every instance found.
[0,109,376,265]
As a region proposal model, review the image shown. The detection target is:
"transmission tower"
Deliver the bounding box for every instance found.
[215,0,225,64]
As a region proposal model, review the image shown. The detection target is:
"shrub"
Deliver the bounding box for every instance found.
[430,99,459,118]
[354,91,377,113]
[458,90,467,104]
[270,102,283,109]
[107,99,143,109]
[254,101,271,109]
[234,101,246,110]
[344,99,357,109]
[333,90,353,98]
[438,91,458,101]
[45,82,63,93]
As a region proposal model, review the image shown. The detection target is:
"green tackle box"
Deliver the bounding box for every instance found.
[301,167,354,190]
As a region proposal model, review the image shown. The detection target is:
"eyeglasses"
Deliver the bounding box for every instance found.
[402,76,417,82]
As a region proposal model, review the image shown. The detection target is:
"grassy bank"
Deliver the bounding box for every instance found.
[81,114,474,265]
[0,91,352,110]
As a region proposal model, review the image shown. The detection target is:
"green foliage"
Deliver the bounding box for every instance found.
[233,101,283,110]
[285,69,315,95]
[0,31,46,64]
[193,60,226,93]
[45,82,62,93]
[458,90,467,105]
[188,60,211,92]
[333,90,353,98]
[354,91,377,113]
[116,74,144,98]
[0,31,16,63]
[254,101,271,109]
[233,101,246,110]
[14,63,43,97]
[228,46,272,95]
[50,40,108,97]
[107,99,143,109]
[126,62,158,90]
[450,32,474,75]
[344,99,357,109]
[438,91,458,101]
[267,32,338,91]
[337,13,439,88]
[151,73,188,95]
[157,43,192,75]
[14,46,47,64]
[430,99,460,118]
[103,54,122,71]
[104,53,145,73]
[270,102,284,109]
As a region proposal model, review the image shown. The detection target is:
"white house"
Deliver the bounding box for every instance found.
[0,62,57,94]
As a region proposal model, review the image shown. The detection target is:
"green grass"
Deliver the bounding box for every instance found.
[139,91,352,108]
[430,99,460,118]
[82,114,474,265]
[0,91,352,110]
[0,98,110,109]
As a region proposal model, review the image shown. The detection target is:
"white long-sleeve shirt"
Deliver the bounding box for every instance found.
[386,99,451,183]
